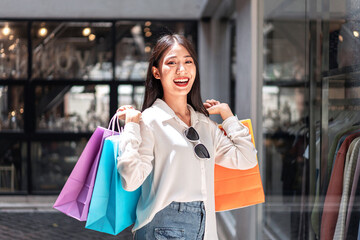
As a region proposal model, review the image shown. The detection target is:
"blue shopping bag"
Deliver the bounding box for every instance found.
[85,134,141,235]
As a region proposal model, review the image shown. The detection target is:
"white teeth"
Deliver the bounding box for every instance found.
[174,78,188,83]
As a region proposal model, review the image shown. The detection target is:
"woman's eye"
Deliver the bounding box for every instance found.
[186,60,193,64]
[167,61,176,65]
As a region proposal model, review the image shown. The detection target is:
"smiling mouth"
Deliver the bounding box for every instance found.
[173,78,189,87]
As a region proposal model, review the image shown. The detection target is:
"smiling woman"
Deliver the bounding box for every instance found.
[151,42,197,123]
[116,33,258,240]
[140,34,207,117]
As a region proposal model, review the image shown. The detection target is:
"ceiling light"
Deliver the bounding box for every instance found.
[145,31,152,37]
[353,31,359,38]
[145,21,151,27]
[38,27,48,37]
[88,34,96,41]
[145,46,151,53]
[2,26,10,36]
[82,28,91,37]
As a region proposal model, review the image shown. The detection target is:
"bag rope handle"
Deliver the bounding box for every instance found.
[108,113,123,134]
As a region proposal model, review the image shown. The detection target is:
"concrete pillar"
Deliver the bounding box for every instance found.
[233,0,263,239]
[199,18,232,123]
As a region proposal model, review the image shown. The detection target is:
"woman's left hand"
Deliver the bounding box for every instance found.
[204,99,234,121]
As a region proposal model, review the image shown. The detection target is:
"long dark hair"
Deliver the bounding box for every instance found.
[141,34,209,117]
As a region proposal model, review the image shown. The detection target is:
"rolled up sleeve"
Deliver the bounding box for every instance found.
[214,116,258,170]
[117,121,154,191]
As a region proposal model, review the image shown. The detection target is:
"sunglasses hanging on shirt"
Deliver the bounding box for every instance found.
[183,127,210,159]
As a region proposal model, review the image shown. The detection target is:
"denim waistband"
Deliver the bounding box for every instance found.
[169,201,205,213]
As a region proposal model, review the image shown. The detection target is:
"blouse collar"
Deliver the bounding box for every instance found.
[152,98,208,127]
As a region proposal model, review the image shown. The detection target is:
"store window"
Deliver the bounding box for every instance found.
[261,0,360,239]
[0,85,24,131]
[31,22,112,80]
[35,84,110,132]
[0,140,27,193]
[31,140,87,193]
[0,19,197,194]
[118,85,145,111]
[0,21,28,79]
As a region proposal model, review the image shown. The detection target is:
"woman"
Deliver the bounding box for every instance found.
[116,34,257,240]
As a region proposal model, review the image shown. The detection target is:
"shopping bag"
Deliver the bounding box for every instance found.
[215,119,265,211]
[53,126,117,221]
[85,135,141,235]
[53,115,120,221]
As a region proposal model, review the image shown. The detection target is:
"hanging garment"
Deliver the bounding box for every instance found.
[321,126,359,190]
[326,127,360,191]
[333,138,360,239]
[320,132,360,240]
[312,127,360,237]
[330,130,360,178]
[345,151,360,239]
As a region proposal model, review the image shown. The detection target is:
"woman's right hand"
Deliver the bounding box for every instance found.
[116,105,142,124]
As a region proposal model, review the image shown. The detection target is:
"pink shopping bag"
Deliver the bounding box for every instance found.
[53,117,120,221]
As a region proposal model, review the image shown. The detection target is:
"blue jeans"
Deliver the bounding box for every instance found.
[134,201,206,240]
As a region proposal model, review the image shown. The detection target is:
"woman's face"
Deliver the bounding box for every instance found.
[153,42,196,99]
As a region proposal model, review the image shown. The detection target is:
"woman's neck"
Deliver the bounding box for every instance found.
[162,94,191,125]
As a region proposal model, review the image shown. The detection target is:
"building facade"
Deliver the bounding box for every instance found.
[0,0,359,239]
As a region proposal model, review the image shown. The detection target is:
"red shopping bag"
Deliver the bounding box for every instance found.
[215,119,265,211]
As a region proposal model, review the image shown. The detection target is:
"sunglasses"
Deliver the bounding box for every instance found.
[183,127,210,159]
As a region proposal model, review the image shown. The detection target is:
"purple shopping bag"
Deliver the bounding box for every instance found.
[53,125,119,221]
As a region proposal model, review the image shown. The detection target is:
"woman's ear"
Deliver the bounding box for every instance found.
[152,66,160,79]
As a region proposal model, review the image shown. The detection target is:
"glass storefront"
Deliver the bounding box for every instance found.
[31,140,88,193]
[0,85,24,131]
[31,22,113,80]
[118,85,145,111]
[0,140,27,193]
[0,22,28,80]
[35,85,110,132]
[261,0,360,239]
[0,20,197,194]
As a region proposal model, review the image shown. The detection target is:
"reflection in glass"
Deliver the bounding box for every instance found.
[118,85,145,110]
[319,2,360,239]
[262,3,309,239]
[0,85,24,131]
[261,0,360,239]
[31,22,112,80]
[262,87,308,134]
[0,22,28,79]
[35,85,109,132]
[115,21,197,80]
[0,140,27,193]
[31,140,87,192]
[263,21,306,82]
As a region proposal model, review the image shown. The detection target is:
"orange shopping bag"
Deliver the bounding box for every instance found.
[215,119,265,212]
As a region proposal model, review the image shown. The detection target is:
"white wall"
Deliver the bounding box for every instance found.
[0,0,202,19]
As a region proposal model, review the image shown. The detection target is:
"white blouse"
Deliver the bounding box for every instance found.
[117,98,258,240]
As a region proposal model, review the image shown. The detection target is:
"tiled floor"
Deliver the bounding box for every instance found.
[0,212,133,240]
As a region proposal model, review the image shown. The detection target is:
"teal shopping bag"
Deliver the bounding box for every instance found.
[85,135,141,235]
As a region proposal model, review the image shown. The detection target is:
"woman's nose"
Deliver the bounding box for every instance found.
[176,64,186,74]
